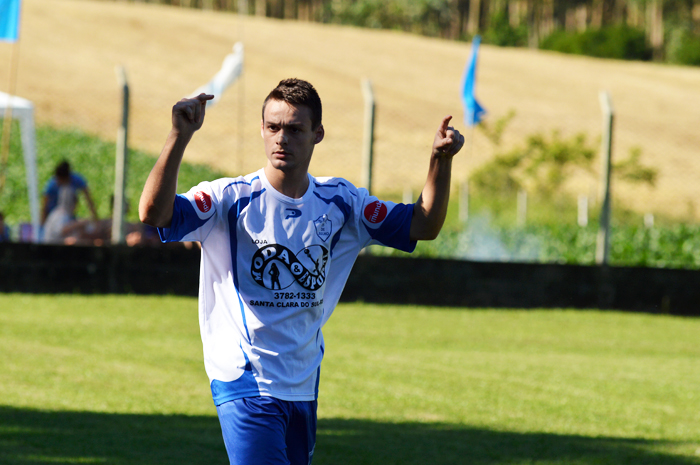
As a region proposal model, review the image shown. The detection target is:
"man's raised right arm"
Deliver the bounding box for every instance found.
[139,93,214,228]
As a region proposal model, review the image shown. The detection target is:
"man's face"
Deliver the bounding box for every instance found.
[261,99,324,175]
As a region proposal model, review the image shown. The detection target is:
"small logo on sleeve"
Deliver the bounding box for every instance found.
[364,201,388,224]
[194,191,212,213]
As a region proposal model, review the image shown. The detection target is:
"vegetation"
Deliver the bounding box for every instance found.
[417,112,693,269]
[481,10,529,47]
[471,124,656,198]
[540,25,653,61]
[0,294,699,464]
[327,0,455,37]
[372,113,697,268]
[471,130,599,197]
[384,218,700,268]
[666,25,700,65]
[119,0,700,66]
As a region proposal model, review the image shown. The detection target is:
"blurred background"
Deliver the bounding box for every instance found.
[0,0,699,266]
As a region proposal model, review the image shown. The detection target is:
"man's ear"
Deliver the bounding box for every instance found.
[314,125,325,144]
[260,119,265,139]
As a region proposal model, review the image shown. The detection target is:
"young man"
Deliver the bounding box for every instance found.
[139,78,463,464]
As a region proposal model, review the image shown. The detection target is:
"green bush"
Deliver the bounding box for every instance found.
[470,130,597,198]
[482,11,528,47]
[375,217,700,269]
[666,27,700,66]
[540,25,652,61]
[329,0,452,37]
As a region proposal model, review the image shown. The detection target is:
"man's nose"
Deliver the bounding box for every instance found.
[277,129,288,145]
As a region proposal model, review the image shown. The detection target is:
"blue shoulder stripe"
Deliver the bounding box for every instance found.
[314,180,358,197]
[224,176,255,192]
[228,187,265,345]
[160,194,209,242]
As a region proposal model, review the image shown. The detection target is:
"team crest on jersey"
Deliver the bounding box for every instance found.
[314,214,332,242]
[251,244,328,291]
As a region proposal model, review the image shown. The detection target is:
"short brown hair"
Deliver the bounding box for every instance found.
[262,78,322,129]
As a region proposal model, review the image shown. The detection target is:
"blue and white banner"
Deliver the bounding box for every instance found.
[461,35,486,126]
[190,42,244,108]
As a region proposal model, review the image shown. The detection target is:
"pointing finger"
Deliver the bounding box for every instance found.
[196,93,215,102]
[438,115,453,136]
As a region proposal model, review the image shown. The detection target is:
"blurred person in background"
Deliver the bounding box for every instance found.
[42,161,98,225]
[0,211,11,242]
[42,160,98,244]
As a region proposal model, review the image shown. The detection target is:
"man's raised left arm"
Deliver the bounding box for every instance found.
[409,115,464,241]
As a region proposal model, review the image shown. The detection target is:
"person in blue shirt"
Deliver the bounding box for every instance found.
[41,161,98,232]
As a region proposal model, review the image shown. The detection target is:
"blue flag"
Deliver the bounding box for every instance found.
[461,35,486,126]
[0,0,21,42]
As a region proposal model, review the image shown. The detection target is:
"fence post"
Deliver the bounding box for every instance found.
[459,180,469,223]
[112,66,129,245]
[596,91,614,265]
[361,79,375,195]
[577,194,588,227]
[517,189,527,227]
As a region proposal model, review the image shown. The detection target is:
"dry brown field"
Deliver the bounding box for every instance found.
[1,0,699,219]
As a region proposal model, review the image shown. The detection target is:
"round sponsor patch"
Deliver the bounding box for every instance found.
[363,201,387,224]
[194,191,212,213]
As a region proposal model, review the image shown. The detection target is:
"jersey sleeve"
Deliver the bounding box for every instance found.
[71,174,88,190]
[43,178,57,196]
[357,190,416,253]
[158,181,220,243]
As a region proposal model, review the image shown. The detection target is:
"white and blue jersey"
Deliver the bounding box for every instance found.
[159,168,416,405]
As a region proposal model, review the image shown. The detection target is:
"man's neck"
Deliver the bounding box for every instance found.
[264,165,310,199]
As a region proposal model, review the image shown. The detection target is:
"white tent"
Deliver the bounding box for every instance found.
[0,91,40,242]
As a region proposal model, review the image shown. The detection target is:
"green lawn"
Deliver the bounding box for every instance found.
[0,294,698,464]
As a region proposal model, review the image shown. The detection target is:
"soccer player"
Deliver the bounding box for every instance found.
[139,78,463,465]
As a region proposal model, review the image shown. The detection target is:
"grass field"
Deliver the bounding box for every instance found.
[1,294,698,464]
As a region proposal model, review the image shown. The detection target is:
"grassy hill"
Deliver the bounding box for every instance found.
[1,0,699,219]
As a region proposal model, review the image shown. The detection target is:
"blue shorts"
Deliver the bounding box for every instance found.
[216,396,317,465]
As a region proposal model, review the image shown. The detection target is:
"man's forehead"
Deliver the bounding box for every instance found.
[263,100,313,125]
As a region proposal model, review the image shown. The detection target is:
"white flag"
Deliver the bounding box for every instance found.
[191,42,244,107]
